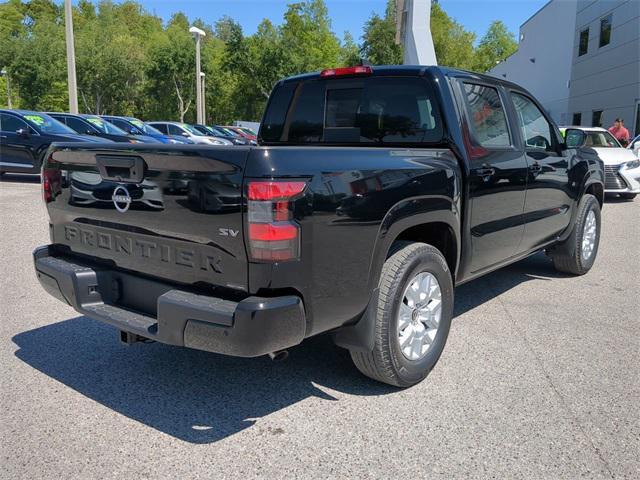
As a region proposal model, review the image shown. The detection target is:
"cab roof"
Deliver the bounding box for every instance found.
[277,65,526,91]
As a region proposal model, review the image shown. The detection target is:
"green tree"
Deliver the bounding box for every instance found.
[473,21,518,72]
[430,2,476,70]
[360,0,402,65]
[11,17,68,110]
[146,13,196,122]
[0,0,518,122]
[224,19,281,103]
[340,31,361,66]
[0,0,25,69]
[74,8,147,114]
[281,0,341,72]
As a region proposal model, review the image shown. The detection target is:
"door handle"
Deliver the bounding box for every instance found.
[476,166,495,180]
[96,155,145,183]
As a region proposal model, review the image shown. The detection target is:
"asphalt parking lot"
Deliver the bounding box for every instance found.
[1,174,638,479]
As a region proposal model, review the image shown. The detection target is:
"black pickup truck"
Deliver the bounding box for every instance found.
[34,66,604,387]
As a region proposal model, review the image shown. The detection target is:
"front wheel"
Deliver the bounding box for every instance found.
[350,242,454,387]
[548,194,601,275]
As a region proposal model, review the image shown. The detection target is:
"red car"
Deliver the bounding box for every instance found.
[221,126,257,142]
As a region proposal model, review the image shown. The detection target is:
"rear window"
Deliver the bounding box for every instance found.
[260,76,442,145]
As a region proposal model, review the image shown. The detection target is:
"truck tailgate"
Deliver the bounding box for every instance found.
[45,144,250,291]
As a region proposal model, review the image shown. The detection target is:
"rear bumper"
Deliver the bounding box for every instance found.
[33,245,306,357]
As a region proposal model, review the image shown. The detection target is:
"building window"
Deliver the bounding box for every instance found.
[572,113,582,126]
[599,14,612,47]
[592,110,603,128]
[579,28,589,56]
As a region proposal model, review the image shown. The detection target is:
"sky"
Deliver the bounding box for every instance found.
[130,0,550,43]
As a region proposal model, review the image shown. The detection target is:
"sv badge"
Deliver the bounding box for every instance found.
[218,228,239,237]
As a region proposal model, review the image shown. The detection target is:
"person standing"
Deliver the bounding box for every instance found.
[608,118,630,147]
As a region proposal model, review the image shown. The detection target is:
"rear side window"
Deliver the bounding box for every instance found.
[0,113,30,133]
[111,118,132,131]
[65,117,92,134]
[168,124,183,135]
[260,76,442,145]
[153,124,167,134]
[462,83,511,148]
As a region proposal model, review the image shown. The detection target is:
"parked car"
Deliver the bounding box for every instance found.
[191,124,248,145]
[562,126,640,199]
[215,125,253,144]
[48,113,160,144]
[628,134,640,158]
[221,125,257,142]
[101,115,192,144]
[35,65,604,387]
[147,121,232,145]
[0,109,110,175]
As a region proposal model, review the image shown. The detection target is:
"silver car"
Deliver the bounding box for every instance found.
[147,121,232,146]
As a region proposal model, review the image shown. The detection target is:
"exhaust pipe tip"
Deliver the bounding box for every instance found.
[268,350,289,362]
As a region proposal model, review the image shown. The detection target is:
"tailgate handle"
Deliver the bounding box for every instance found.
[96,155,145,183]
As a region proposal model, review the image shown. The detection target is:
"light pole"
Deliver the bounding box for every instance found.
[64,0,78,113]
[0,68,11,109]
[189,26,206,124]
[200,72,206,124]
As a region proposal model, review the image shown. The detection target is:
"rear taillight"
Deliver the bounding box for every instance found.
[320,65,372,78]
[42,167,61,203]
[247,180,306,261]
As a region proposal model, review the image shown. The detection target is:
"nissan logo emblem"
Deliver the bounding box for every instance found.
[112,186,132,213]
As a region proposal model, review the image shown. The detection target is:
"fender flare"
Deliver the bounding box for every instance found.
[581,172,605,204]
[335,196,461,353]
[366,195,461,291]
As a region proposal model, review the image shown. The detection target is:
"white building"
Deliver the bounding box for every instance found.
[489,0,640,135]
[489,0,577,125]
[567,0,640,133]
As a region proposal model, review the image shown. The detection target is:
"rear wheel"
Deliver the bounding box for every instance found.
[620,193,636,200]
[549,194,601,275]
[350,242,454,387]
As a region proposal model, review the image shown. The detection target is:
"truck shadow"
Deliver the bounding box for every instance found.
[12,252,562,444]
[12,321,389,444]
[454,251,566,316]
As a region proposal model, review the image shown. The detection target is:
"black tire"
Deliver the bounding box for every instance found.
[620,193,636,200]
[549,194,601,275]
[350,242,454,387]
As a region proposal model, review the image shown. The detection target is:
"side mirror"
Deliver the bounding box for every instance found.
[181,132,190,137]
[564,128,586,149]
[128,127,138,135]
[16,128,30,138]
